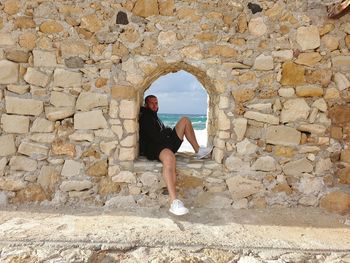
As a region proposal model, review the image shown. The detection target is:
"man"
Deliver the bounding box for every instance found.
[139,95,213,216]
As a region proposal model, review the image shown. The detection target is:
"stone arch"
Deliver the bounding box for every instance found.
[136,62,218,155]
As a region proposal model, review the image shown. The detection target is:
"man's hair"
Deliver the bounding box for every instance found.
[144,95,157,105]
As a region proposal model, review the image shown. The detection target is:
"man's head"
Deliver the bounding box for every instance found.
[145,95,158,112]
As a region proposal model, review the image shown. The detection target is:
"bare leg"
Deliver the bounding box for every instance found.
[159,148,177,202]
[175,117,200,152]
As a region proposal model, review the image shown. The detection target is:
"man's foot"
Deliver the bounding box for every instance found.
[169,199,189,216]
[195,145,213,159]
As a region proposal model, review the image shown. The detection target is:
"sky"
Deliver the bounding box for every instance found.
[144,70,208,115]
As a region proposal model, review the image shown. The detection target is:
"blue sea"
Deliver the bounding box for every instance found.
[158,113,207,130]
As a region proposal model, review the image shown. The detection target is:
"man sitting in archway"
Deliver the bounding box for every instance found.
[139,95,213,216]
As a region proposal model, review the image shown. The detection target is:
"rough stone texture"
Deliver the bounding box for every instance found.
[334,73,350,91]
[61,160,83,177]
[281,62,305,86]
[86,160,108,177]
[280,98,310,123]
[112,171,136,184]
[329,105,350,125]
[251,156,277,171]
[296,86,323,97]
[12,184,47,203]
[295,52,322,67]
[50,91,76,108]
[296,26,320,51]
[5,97,43,116]
[233,118,247,141]
[74,110,108,130]
[18,142,49,160]
[248,17,267,37]
[24,68,50,87]
[1,114,29,134]
[60,180,92,192]
[0,60,18,84]
[76,92,108,111]
[283,158,313,176]
[266,126,301,146]
[53,69,82,88]
[9,156,37,171]
[45,107,75,121]
[33,50,57,67]
[0,135,16,156]
[236,138,258,155]
[320,191,350,215]
[224,155,250,172]
[244,111,279,124]
[253,54,273,70]
[226,176,263,200]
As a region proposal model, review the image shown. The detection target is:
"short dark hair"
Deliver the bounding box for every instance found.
[145,95,157,105]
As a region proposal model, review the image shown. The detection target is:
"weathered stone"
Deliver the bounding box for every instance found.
[274,146,295,158]
[181,45,202,60]
[105,195,136,208]
[329,105,350,125]
[266,126,301,146]
[248,3,262,14]
[315,158,332,174]
[283,158,313,176]
[324,87,340,100]
[226,176,262,200]
[236,138,257,155]
[0,135,16,157]
[65,57,85,68]
[253,54,273,70]
[248,17,267,37]
[4,0,20,15]
[320,191,350,214]
[297,123,326,135]
[61,41,89,59]
[39,21,63,33]
[29,133,55,144]
[233,118,247,141]
[251,156,277,171]
[50,91,76,107]
[272,50,293,61]
[0,60,18,84]
[33,50,57,67]
[332,56,350,69]
[341,149,350,163]
[111,86,136,100]
[116,11,129,25]
[209,45,237,58]
[232,89,255,103]
[24,67,50,87]
[9,156,36,174]
[19,33,36,49]
[76,92,108,111]
[69,132,94,142]
[112,171,136,183]
[6,96,43,116]
[7,84,29,95]
[61,160,83,177]
[159,0,174,16]
[53,69,82,88]
[280,98,310,123]
[244,111,279,124]
[11,184,47,203]
[346,35,350,49]
[334,73,350,91]
[119,100,137,119]
[338,167,350,184]
[1,114,29,134]
[0,33,15,46]
[74,110,108,130]
[296,86,323,97]
[322,35,339,51]
[281,61,305,86]
[60,180,92,192]
[295,52,322,67]
[272,183,293,195]
[278,88,295,97]
[296,26,320,50]
[306,69,332,87]
[237,13,247,33]
[45,107,75,121]
[319,23,334,36]
[99,140,117,155]
[224,155,249,172]
[18,142,49,159]
[95,78,108,88]
[86,160,107,177]
[132,0,159,18]
[298,176,323,195]
[312,98,327,112]
[217,111,230,130]
[52,140,76,157]
[158,31,177,46]
[81,13,102,32]
[14,16,35,29]
[6,50,29,63]
[0,158,7,176]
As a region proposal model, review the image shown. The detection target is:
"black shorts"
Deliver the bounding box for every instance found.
[156,128,182,160]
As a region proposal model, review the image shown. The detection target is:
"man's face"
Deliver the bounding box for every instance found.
[146,97,158,112]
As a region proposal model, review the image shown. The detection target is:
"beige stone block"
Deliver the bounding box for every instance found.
[14,16,35,29]
[332,56,350,69]
[45,106,75,121]
[0,33,16,46]
[53,68,82,88]
[0,60,18,84]
[29,133,55,144]
[6,96,43,116]
[232,88,255,103]
[38,166,59,192]
[281,61,305,86]
[50,91,76,108]
[33,50,57,67]
[181,45,203,60]
[112,171,136,183]
[9,156,37,171]
[341,149,350,163]
[283,158,313,176]
[61,160,83,177]
[296,26,320,50]
[266,125,301,146]
[324,87,340,100]
[226,176,262,200]
[7,84,29,95]
[100,140,118,155]
[0,135,16,156]
[119,100,137,119]
[296,86,323,97]
[60,180,92,192]
[159,0,174,15]
[118,147,136,161]
[158,31,177,45]
[76,92,108,111]
[233,118,247,141]
[0,157,7,176]
[297,123,326,136]
[51,140,76,157]
[272,50,293,61]
[0,178,26,191]
[74,110,108,130]
[123,120,137,133]
[6,50,29,63]
[120,135,136,147]
[1,114,29,134]
[244,111,279,125]
[320,191,350,215]
[334,73,350,91]
[252,156,277,172]
[132,0,159,17]
[81,13,102,32]
[61,40,89,59]
[86,160,107,177]
[111,86,135,99]
[39,21,64,33]
[208,45,237,58]
[248,17,267,37]
[253,54,273,70]
[4,0,20,15]
[19,33,36,50]
[69,132,94,142]
[24,67,50,87]
[18,142,49,159]
[218,111,230,130]
[280,98,310,123]
[295,52,322,67]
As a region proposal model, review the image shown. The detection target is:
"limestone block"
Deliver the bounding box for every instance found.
[181,45,203,60]
[283,158,313,176]
[266,126,301,146]
[218,111,230,130]
[295,52,322,67]
[226,176,263,200]
[69,132,94,142]
[118,147,136,161]
[100,140,118,155]
[132,0,159,18]
[19,33,36,50]
[0,135,16,156]
[315,158,332,174]
[158,31,177,45]
[320,191,350,214]
[74,110,108,130]
[244,111,279,125]
[0,158,7,176]
[94,129,115,138]
[61,160,83,177]
[296,26,320,50]
[39,21,63,33]
[14,16,35,29]
[224,155,250,172]
[18,142,49,159]
[296,86,323,97]
[0,178,26,191]
[232,88,255,103]
[208,45,237,58]
[123,120,137,134]
[121,135,136,147]
[112,171,136,183]
[104,195,136,208]
[247,103,272,112]
[233,118,247,141]
[140,172,159,188]
[51,140,76,157]
[7,84,29,95]
[53,69,82,88]
[60,180,92,192]
[24,67,50,87]
[9,156,37,171]
[298,177,323,195]
[324,87,340,100]
[29,134,55,144]
[119,100,137,119]
[248,17,267,36]
[312,98,327,112]
[322,35,339,51]
[81,13,102,32]
[6,50,29,63]
[33,50,57,67]
[159,0,174,16]
[236,138,257,156]
[278,88,295,97]
[111,125,123,139]
[297,123,326,135]
[6,96,43,116]
[45,106,75,121]
[212,147,224,164]
[1,114,29,133]
[86,160,107,177]
[0,60,18,84]
[281,61,305,86]
[76,92,108,111]
[0,33,16,46]
[328,105,350,125]
[253,54,273,70]
[50,91,76,108]
[111,86,136,100]
[30,118,54,133]
[251,156,277,171]
[271,50,293,61]
[280,98,310,123]
[332,56,350,69]
[341,149,350,163]
[334,73,350,91]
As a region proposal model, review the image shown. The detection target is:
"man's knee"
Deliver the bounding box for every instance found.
[159,149,175,166]
[179,117,190,125]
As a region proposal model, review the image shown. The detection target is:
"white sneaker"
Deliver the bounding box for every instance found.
[169,199,189,216]
[195,145,213,159]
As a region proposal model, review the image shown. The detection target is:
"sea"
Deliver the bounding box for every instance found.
[158,113,207,130]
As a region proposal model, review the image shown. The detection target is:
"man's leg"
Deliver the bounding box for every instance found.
[159,148,177,202]
[175,117,200,152]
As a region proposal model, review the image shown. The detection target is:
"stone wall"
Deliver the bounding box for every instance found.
[0,0,350,212]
